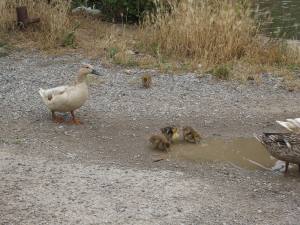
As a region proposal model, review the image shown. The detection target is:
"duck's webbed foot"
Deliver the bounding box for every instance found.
[284,162,289,175]
[52,111,64,123]
[71,118,82,125]
[70,110,82,125]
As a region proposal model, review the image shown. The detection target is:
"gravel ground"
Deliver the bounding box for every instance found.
[1,150,300,225]
[1,50,300,224]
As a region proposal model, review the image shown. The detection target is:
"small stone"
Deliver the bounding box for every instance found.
[177,207,182,212]
[124,69,132,75]
[125,50,135,55]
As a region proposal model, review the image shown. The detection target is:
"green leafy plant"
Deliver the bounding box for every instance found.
[62,23,80,48]
[0,41,6,47]
[210,65,231,80]
[0,41,9,57]
[98,0,155,23]
[108,47,118,58]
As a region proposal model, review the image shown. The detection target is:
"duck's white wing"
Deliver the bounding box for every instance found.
[39,86,72,111]
[39,86,69,101]
[39,84,88,112]
[276,118,300,132]
[39,85,73,111]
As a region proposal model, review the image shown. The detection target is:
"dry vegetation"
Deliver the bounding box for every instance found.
[138,0,300,82]
[0,0,299,88]
[0,0,71,48]
[140,0,257,65]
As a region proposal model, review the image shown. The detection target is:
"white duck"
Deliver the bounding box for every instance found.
[39,64,102,124]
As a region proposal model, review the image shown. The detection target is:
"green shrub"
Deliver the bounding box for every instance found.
[210,65,231,80]
[0,41,9,57]
[62,23,80,48]
[71,0,86,8]
[108,47,118,58]
[79,0,155,23]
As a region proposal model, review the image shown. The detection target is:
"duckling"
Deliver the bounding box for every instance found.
[149,135,171,151]
[39,64,103,124]
[182,126,201,143]
[160,126,180,143]
[141,74,152,88]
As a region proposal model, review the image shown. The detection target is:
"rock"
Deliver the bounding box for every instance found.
[124,69,132,75]
[125,50,136,55]
[72,6,101,16]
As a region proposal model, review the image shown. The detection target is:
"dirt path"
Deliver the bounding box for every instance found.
[1,51,300,224]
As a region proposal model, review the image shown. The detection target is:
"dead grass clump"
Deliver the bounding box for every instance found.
[137,0,300,84]
[210,64,231,80]
[139,0,258,66]
[248,38,300,66]
[0,0,71,48]
[74,16,136,58]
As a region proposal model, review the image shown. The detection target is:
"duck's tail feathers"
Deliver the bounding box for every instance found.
[39,88,46,98]
[276,118,300,132]
[253,133,263,143]
[39,86,67,101]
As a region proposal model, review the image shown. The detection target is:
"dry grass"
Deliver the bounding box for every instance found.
[138,0,300,66]
[70,15,158,67]
[139,0,258,66]
[73,15,136,58]
[248,37,300,66]
[0,0,299,88]
[0,0,71,48]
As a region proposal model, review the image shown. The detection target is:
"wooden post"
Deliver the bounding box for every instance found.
[16,6,40,29]
[16,6,29,26]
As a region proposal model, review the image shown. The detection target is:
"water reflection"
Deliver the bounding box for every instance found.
[151,137,299,174]
[169,138,276,170]
[256,0,300,39]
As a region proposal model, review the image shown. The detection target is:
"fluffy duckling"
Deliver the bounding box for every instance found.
[149,135,171,151]
[141,74,152,88]
[39,64,102,124]
[182,126,201,144]
[160,126,180,143]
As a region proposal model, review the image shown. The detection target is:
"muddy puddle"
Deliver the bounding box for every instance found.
[166,138,285,171]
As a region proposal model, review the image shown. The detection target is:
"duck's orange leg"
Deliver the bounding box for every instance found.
[284,162,289,174]
[70,110,82,125]
[52,111,64,123]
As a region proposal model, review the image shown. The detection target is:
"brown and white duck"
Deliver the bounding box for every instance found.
[39,64,102,124]
[256,118,300,173]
